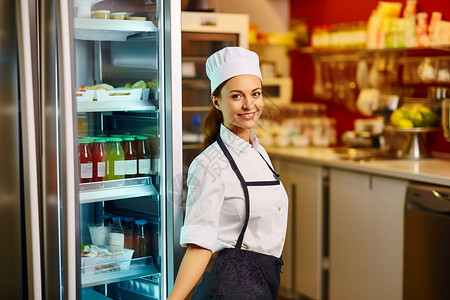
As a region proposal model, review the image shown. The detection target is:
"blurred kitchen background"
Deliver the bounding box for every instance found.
[180,0,450,165]
[179,1,450,300]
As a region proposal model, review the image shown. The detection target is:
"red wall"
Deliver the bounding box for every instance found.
[289,0,450,152]
[291,0,449,28]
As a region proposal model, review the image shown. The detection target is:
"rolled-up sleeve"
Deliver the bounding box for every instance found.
[180,156,226,252]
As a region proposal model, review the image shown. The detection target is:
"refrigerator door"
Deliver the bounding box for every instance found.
[72,0,182,298]
[35,0,80,298]
[0,1,39,299]
[1,0,42,299]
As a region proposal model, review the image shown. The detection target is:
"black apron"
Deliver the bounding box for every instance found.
[192,136,283,300]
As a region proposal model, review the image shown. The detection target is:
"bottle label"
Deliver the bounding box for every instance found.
[125,159,137,175]
[80,162,93,179]
[97,161,106,177]
[139,159,151,174]
[109,232,124,250]
[114,160,125,176]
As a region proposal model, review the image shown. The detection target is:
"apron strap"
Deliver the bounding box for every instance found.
[258,152,280,180]
[216,136,249,249]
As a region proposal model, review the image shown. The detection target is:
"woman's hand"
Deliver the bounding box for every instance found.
[168,244,212,300]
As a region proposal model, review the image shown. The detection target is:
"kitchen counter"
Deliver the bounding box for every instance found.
[266,146,450,187]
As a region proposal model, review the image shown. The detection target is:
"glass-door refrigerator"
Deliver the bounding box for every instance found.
[0,0,182,299]
[73,0,182,299]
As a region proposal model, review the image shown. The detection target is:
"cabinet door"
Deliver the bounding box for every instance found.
[329,169,407,300]
[277,159,324,299]
[329,169,370,300]
[367,176,407,300]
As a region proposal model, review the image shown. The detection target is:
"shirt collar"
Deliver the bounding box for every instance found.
[219,124,260,152]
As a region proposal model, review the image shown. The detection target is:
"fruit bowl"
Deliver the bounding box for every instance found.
[389,100,440,129]
[384,125,440,159]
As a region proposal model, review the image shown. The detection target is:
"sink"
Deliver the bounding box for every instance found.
[332,147,400,161]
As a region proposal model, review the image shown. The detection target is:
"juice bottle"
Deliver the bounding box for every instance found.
[135,136,151,177]
[78,139,93,183]
[133,219,151,258]
[105,138,125,180]
[77,114,88,137]
[123,216,135,250]
[122,137,137,178]
[91,139,106,182]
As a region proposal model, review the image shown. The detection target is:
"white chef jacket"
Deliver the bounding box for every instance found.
[180,124,288,257]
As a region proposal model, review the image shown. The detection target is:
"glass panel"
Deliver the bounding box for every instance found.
[181,31,240,190]
[73,0,163,298]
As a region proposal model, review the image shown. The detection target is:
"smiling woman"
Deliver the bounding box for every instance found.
[168,47,288,300]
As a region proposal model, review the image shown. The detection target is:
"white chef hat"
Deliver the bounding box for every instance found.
[206,47,262,94]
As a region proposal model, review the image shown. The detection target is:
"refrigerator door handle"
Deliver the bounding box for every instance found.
[15,0,43,299]
[55,0,80,299]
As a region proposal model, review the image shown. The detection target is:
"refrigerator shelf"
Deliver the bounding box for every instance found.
[80,177,158,204]
[75,18,157,41]
[82,256,158,288]
[77,99,158,113]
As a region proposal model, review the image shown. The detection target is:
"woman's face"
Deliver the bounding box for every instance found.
[212,74,263,140]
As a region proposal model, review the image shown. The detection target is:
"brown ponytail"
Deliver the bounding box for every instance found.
[202,81,226,149]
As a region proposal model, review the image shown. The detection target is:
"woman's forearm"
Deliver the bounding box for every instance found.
[168,244,212,300]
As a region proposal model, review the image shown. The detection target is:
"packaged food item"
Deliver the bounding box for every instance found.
[416,12,430,47]
[402,0,417,18]
[128,16,147,21]
[428,12,442,40]
[77,114,88,137]
[109,216,124,253]
[123,217,135,250]
[134,219,151,258]
[91,10,110,19]
[105,138,125,180]
[110,12,127,20]
[78,139,93,183]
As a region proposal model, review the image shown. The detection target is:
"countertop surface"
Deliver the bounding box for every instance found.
[266,146,450,187]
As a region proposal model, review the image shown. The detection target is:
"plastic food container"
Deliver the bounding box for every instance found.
[110,12,128,20]
[91,10,110,19]
[128,16,147,21]
[81,248,134,274]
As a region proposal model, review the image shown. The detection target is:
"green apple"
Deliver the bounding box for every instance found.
[132,80,147,88]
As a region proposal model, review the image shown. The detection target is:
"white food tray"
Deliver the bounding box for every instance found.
[81,248,134,274]
[76,90,95,101]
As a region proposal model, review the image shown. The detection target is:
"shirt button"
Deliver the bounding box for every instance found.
[278,207,281,212]
[282,237,284,242]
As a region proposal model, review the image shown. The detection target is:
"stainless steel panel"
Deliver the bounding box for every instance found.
[404,183,450,300]
[39,0,64,298]
[0,1,26,298]
[16,0,43,298]
[40,0,79,298]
